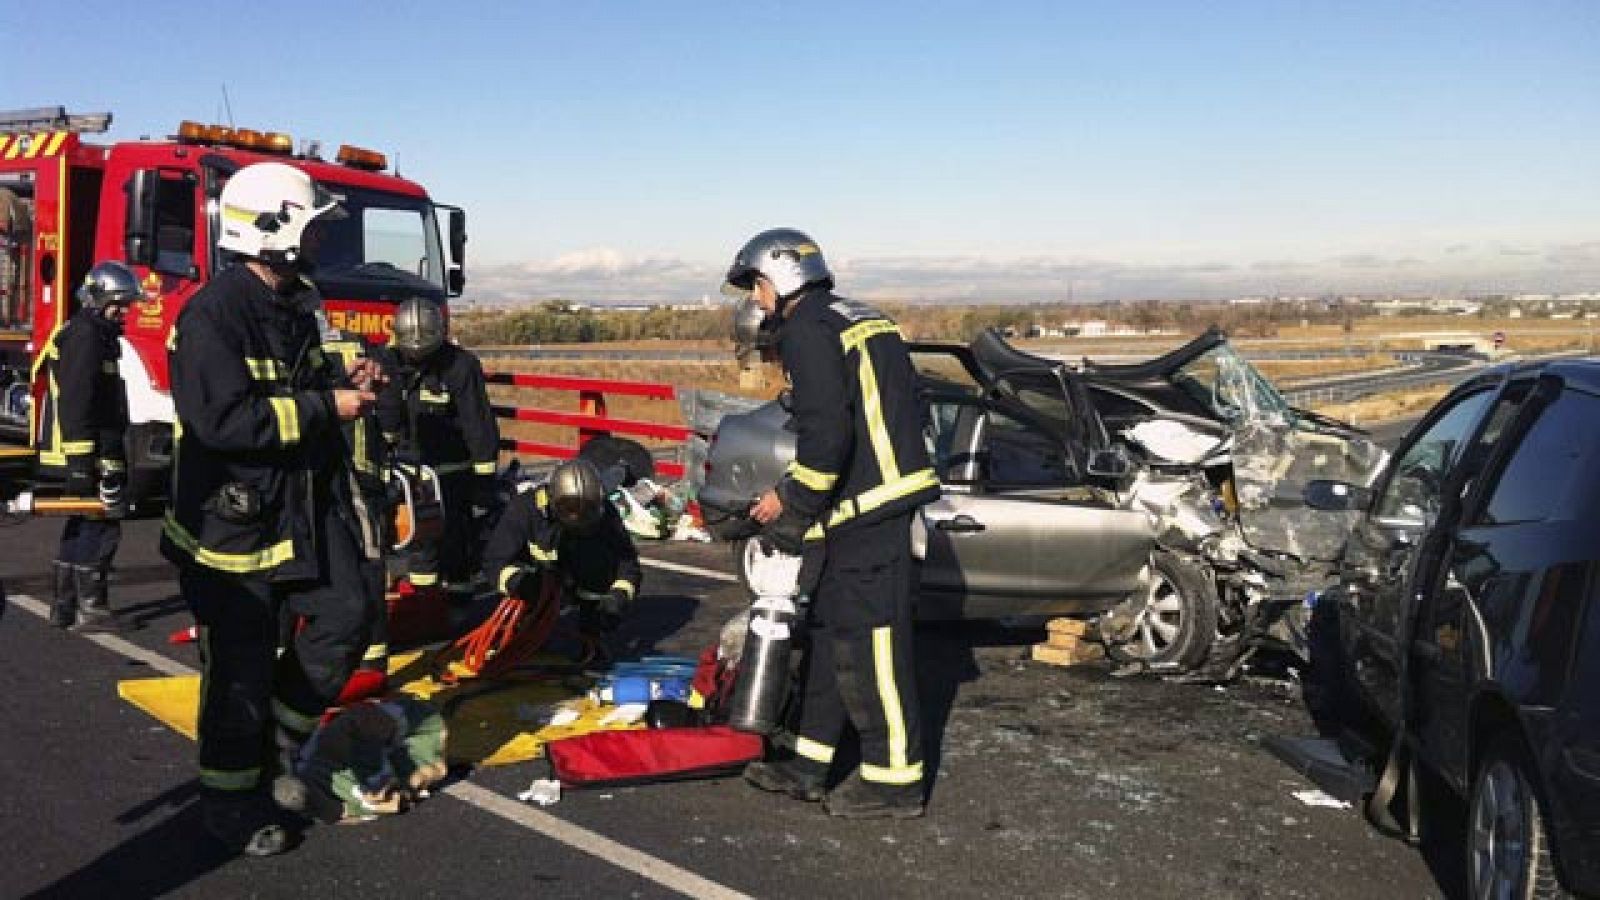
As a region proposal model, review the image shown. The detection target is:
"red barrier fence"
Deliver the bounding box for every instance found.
[484,370,693,480]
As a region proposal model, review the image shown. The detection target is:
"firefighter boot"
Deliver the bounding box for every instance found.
[743,756,828,802]
[49,561,77,628]
[70,565,131,633]
[823,770,925,820]
[200,792,293,857]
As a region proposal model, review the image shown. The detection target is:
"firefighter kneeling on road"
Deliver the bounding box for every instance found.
[727,229,940,819]
[480,458,641,661]
[163,162,388,857]
[38,261,139,632]
[380,296,499,606]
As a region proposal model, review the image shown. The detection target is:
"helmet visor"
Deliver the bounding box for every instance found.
[552,494,603,532]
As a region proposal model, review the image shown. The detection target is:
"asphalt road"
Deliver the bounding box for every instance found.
[0,504,1470,900]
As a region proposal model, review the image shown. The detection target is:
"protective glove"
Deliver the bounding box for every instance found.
[502,567,543,602]
[99,469,129,520]
[761,506,812,556]
[598,587,632,632]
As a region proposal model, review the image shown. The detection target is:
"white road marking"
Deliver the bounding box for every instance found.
[8,593,196,676]
[639,556,738,584]
[6,590,751,900]
[444,782,752,900]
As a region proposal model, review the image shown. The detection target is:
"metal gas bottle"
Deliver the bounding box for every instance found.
[727,538,806,735]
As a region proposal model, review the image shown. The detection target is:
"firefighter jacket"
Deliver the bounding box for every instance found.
[482,482,641,603]
[377,342,499,478]
[775,288,939,540]
[35,309,128,481]
[161,264,383,579]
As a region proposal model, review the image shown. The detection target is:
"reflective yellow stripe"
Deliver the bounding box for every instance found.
[101,361,119,374]
[812,467,939,537]
[165,326,179,352]
[272,698,321,734]
[200,767,261,791]
[268,396,300,446]
[838,318,900,353]
[528,541,557,563]
[362,643,389,662]
[352,423,374,474]
[687,689,706,710]
[419,388,450,403]
[222,205,260,223]
[434,461,476,474]
[609,580,636,600]
[872,626,911,773]
[244,357,285,381]
[786,461,838,492]
[162,512,296,573]
[473,461,497,475]
[857,350,899,484]
[498,566,523,595]
[860,761,924,785]
[795,737,836,764]
[99,459,126,472]
[61,440,95,454]
[410,571,440,586]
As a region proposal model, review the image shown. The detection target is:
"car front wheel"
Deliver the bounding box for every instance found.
[1106,550,1218,674]
[1468,734,1568,900]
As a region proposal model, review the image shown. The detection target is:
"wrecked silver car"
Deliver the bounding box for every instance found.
[697,328,1388,678]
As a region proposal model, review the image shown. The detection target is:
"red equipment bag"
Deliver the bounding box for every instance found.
[547,726,764,788]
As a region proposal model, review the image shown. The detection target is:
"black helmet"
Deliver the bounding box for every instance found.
[547,458,607,533]
[723,228,833,301]
[392,296,445,363]
[76,261,141,312]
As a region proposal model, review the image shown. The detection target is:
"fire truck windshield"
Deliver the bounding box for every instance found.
[301,185,446,303]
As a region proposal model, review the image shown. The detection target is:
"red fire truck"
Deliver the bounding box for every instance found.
[0,106,466,506]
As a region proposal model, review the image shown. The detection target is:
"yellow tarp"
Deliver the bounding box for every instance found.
[117,650,642,767]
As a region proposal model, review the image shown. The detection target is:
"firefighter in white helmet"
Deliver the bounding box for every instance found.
[162,162,388,856]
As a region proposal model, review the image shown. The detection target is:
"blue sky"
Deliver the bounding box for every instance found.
[7,1,1598,303]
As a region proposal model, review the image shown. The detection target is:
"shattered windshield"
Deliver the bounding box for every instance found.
[303,185,446,302]
[1172,344,1292,424]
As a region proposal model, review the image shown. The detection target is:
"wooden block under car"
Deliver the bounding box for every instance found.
[1045,617,1095,638]
[1031,641,1105,667]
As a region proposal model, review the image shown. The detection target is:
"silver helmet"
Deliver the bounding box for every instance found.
[722,228,833,301]
[392,296,445,363]
[548,458,607,533]
[76,261,142,312]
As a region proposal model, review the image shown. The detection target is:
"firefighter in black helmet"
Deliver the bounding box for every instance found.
[380,296,500,603]
[728,228,939,819]
[163,162,388,857]
[480,458,642,655]
[37,261,139,632]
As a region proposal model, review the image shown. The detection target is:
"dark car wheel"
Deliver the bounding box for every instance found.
[1107,550,1218,674]
[1468,734,1568,900]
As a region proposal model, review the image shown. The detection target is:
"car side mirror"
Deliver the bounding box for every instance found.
[1086,446,1133,481]
[1303,479,1373,512]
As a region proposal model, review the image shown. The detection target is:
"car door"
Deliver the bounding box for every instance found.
[919,396,1152,617]
[1342,385,1501,720]
[1422,377,1598,783]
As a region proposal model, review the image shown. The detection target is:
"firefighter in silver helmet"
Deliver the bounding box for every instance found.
[378,296,500,605]
[728,228,939,819]
[480,458,642,658]
[37,261,139,632]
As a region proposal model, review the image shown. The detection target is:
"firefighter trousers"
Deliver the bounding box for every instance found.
[792,514,924,787]
[182,518,383,795]
[58,517,120,568]
[408,470,482,593]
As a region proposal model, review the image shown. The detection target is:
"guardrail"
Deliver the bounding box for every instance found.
[484,371,693,480]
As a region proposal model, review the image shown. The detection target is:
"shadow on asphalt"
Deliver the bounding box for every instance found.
[26,781,242,900]
[917,619,1037,795]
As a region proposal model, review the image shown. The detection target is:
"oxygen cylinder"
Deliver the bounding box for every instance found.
[727,538,805,735]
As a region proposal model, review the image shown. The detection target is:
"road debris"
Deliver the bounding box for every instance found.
[1291,789,1352,810]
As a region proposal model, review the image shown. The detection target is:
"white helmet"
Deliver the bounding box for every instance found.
[217,162,343,266]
